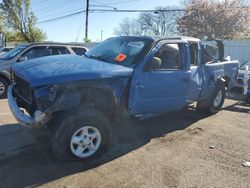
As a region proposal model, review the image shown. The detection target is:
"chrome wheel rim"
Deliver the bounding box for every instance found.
[70,126,101,158]
[0,81,5,96]
[213,90,222,107]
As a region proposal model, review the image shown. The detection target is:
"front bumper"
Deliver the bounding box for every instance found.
[7,86,50,128]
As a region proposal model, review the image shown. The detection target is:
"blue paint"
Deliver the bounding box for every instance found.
[12,54,133,86]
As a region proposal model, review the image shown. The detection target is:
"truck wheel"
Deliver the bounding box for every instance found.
[246,94,250,103]
[197,81,225,114]
[51,107,112,161]
[0,78,8,99]
[208,81,226,114]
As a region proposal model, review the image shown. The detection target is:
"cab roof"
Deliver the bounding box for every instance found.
[144,35,200,43]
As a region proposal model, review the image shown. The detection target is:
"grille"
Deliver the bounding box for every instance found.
[14,75,32,102]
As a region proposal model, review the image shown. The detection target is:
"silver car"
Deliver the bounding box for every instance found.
[0,42,87,98]
[0,47,13,56]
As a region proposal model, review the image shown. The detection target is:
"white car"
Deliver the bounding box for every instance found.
[234,61,250,101]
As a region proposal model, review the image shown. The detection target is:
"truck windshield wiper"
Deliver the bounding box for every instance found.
[88,55,113,63]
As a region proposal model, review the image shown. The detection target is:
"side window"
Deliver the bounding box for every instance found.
[190,43,198,66]
[155,43,181,70]
[71,47,87,55]
[49,46,70,55]
[21,46,51,60]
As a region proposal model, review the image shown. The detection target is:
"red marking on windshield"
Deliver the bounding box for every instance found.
[115,54,127,62]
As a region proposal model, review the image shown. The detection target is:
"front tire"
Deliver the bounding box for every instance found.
[51,107,112,161]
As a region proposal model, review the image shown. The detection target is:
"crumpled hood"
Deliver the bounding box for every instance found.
[12,54,133,87]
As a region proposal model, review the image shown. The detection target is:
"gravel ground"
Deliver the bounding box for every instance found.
[0,98,249,188]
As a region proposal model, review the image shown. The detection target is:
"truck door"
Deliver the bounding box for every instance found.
[187,42,203,101]
[129,42,191,115]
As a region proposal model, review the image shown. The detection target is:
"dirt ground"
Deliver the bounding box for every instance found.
[0,96,250,188]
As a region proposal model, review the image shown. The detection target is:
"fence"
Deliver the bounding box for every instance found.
[224,40,250,65]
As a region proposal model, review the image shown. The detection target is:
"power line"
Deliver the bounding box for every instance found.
[37,10,85,24]
[92,0,140,6]
[90,9,185,13]
[37,8,185,24]
[38,8,84,19]
[35,0,72,14]
[31,0,50,6]
[90,4,117,10]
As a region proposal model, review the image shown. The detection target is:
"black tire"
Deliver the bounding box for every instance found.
[51,107,112,161]
[0,78,8,99]
[197,81,226,114]
[246,94,250,103]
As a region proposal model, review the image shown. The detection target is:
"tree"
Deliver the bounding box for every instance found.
[0,0,46,42]
[114,18,145,36]
[114,7,182,36]
[177,0,250,40]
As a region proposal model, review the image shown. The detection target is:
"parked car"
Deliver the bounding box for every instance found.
[8,36,239,161]
[0,47,13,56]
[0,42,88,98]
[234,61,250,101]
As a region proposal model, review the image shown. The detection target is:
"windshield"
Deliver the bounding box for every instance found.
[0,45,28,60]
[85,37,152,67]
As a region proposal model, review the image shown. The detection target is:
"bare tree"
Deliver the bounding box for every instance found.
[114,18,147,36]
[177,0,250,40]
[114,7,182,36]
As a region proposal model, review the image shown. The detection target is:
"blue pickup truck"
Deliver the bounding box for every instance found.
[8,36,239,161]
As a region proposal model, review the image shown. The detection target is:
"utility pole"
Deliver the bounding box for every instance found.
[85,0,89,42]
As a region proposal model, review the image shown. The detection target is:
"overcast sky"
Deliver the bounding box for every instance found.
[28,0,182,42]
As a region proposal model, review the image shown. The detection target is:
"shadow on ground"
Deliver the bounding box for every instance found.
[223,101,250,113]
[0,106,210,188]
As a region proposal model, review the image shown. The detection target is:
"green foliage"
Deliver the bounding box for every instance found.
[0,0,46,42]
[84,38,91,43]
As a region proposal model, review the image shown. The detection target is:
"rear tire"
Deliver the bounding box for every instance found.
[0,78,8,99]
[246,94,250,103]
[51,107,112,161]
[197,81,226,114]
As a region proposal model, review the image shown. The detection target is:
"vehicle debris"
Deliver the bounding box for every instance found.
[242,161,250,167]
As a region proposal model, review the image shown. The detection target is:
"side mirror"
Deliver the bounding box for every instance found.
[144,57,162,71]
[18,56,27,62]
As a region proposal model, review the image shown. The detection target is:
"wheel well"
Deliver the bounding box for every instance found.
[0,74,10,84]
[79,88,117,117]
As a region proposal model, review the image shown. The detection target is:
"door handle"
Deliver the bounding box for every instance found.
[182,77,190,82]
[135,83,144,88]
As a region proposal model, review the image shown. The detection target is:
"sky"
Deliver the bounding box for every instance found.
[28,0,182,42]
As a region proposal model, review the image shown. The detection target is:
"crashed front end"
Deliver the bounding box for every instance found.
[8,74,52,128]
